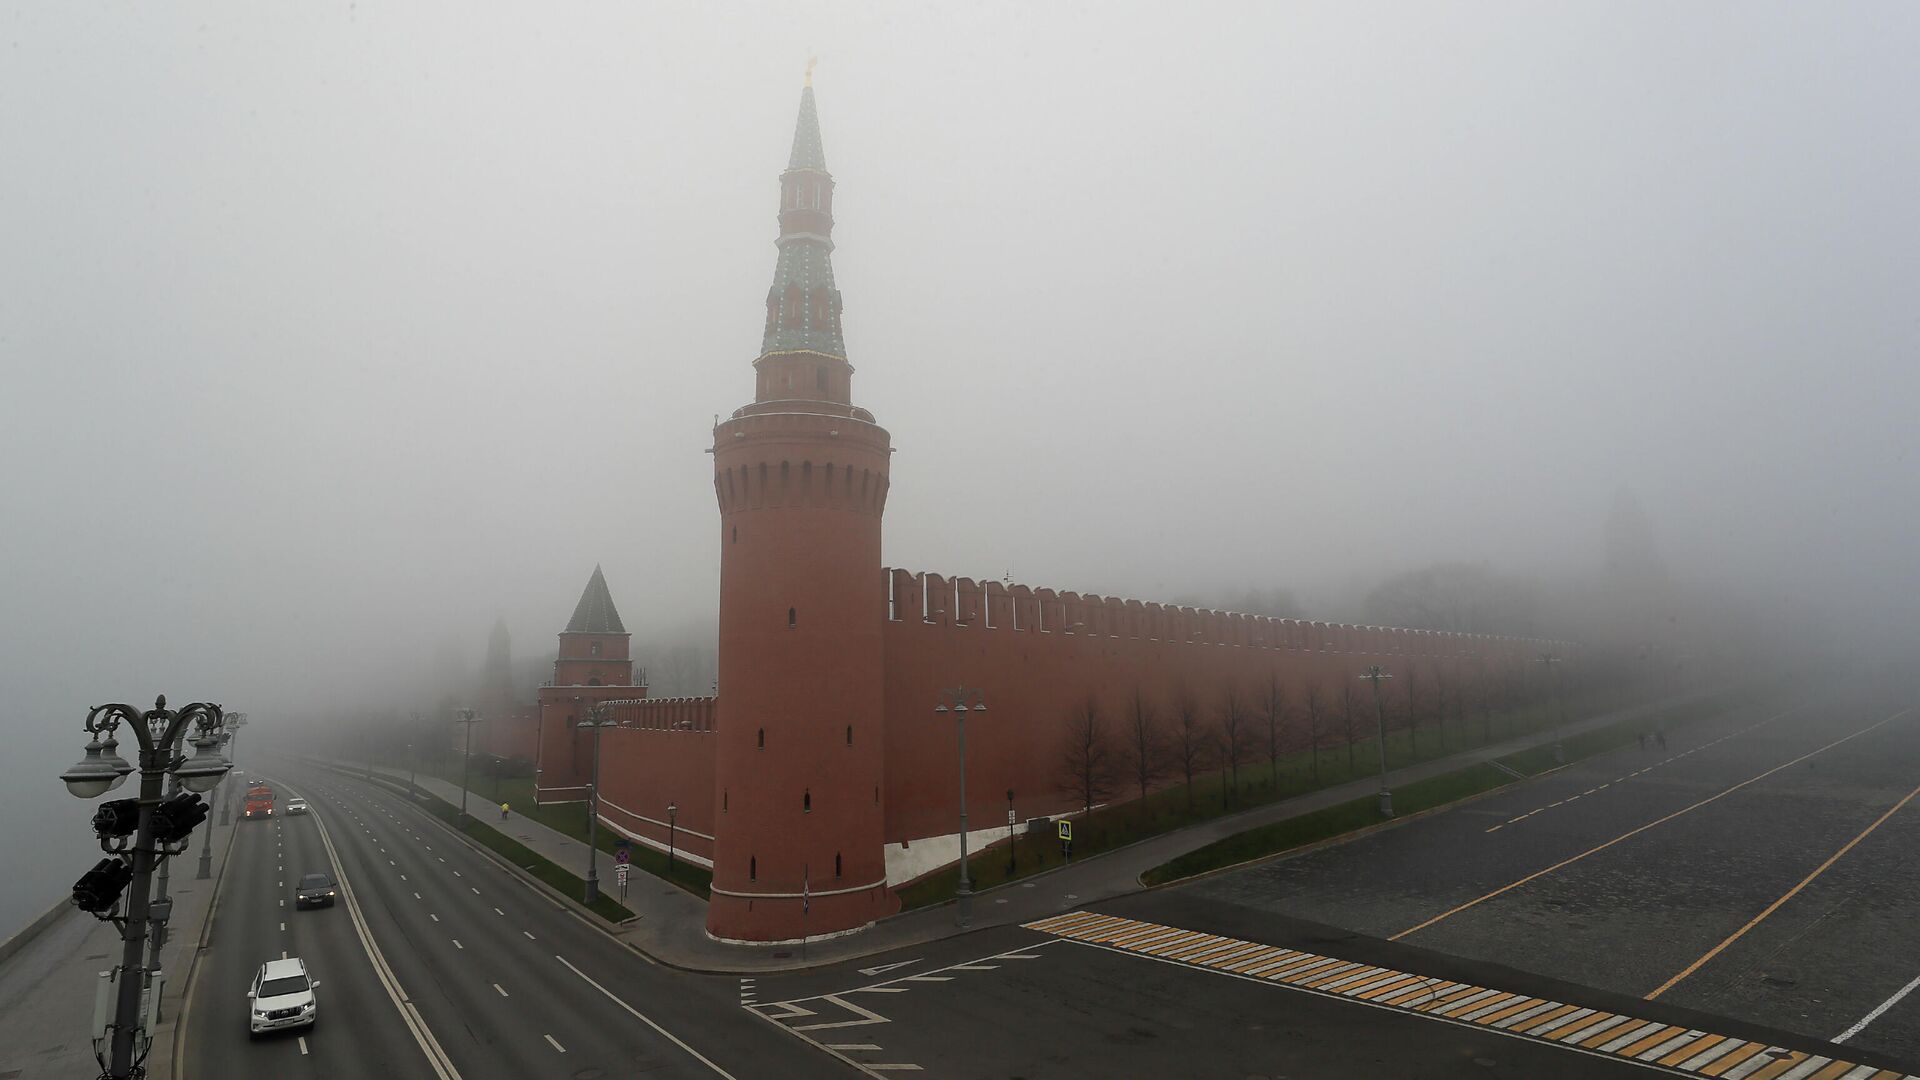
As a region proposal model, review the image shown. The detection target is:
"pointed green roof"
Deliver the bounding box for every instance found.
[564,565,626,634]
[788,84,826,171]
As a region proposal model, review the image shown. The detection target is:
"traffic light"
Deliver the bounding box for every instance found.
[72,857,132,914]
[91,798,140,840]
[150,792,208,845]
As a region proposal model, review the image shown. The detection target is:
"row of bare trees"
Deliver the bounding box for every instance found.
[1058,655,1586,818]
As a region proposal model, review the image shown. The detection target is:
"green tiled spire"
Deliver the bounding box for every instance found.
[762,80,845,360]
[789,85,827,171]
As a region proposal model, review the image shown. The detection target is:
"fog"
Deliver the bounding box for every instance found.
[3,2,1916,930]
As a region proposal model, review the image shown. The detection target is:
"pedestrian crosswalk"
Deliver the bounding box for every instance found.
[1024,912,1914,1080]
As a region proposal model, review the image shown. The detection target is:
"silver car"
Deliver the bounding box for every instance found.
[247,956,319,1036]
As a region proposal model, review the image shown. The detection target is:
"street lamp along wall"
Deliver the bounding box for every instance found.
[62,695,232,1080]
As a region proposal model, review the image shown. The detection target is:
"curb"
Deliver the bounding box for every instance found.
[0,896,74,968]
[165,779,246,1080]
[298,760,683,972]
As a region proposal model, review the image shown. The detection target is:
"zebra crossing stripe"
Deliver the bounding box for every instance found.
[1022,911,1908,1079]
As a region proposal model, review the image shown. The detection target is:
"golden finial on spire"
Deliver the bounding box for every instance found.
[805,56,816,87]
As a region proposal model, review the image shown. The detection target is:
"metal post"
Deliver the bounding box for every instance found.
[1537,651,1565,763]
[454,709,480,822]
[1006,789,1016,873]
[666,803,678,871]
[109,755,163,1079]
[1360,666,1395,818]
[145,768,182,992]
[584,716,602,906]
[935,687,986,927]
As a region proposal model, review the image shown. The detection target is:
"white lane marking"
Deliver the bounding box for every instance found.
[298,1036,309,1055]
[278,881,283,887]
[303,791,461,1079]
[280,922,285,932]
[430,913,439,922]
[279,900,284,907]
[555,954,740,1077]
[470,887,479,895]
[413,892,422,900]
[864,1067,923,1073]
[828,1044,882,1051]
[793,994,892,1030]
[494,908,505,916]
[1834,968,1920,1043]
[453,939,464,950]
[544,1034,565,1053]
[523,931,535,940]
[494,983,509,997]
[858,960,921,977]
[401,874,407,881]
[453,870,461,877]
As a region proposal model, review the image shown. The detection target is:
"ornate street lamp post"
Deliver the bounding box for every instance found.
[62,696,230,1080]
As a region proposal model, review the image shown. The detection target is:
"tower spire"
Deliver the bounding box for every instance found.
[759,79,846,376]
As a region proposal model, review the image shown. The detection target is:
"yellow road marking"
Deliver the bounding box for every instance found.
[1646,775,1920,1000]
[1022,912,1888,1077]
[1393,709,1906,941]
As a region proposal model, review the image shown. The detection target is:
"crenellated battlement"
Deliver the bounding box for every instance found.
[596,696,719,733]
[884,567,1568,658]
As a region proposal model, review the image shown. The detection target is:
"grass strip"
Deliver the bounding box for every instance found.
[1139,692,1738,887]
[1140,764,1511,887]
[344,767,637,922]
[898,686,1741,910]
[385,770,712,898]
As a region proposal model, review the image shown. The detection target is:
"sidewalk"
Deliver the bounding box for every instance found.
[325,689,1714,974]
[0,787,240,1079]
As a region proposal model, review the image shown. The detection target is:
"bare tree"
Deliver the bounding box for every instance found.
[1261,671,1289,785]
[1217,684,1255,805]
[1057,696,1120,815]
[1339,678,1360,771]
[1121,687,1168,803]
[1300,681,1326,784]
[1170,687,1211,810]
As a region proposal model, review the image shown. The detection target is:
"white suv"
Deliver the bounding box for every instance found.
[247,956,319,1036]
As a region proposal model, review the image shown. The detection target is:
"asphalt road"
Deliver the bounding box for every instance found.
[1183,686,1920,1069]
[182,761,846,1080]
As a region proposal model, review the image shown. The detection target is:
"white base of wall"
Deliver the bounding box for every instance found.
[707,919,876,947]
[884,820,1029,886]
[595,813,716,869]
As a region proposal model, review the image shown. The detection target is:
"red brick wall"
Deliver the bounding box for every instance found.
[878,568,1564,852]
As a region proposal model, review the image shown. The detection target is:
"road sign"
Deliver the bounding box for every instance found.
[1007,809,1017,825]
[614,848,630,866]
[614,863,630,885]
[1057,820,1072,841]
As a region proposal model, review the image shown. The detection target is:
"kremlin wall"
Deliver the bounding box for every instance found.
[490,81,1573,944]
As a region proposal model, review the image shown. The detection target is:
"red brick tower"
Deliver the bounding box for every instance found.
[708,75,895,942]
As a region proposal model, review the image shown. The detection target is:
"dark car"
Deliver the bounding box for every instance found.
[294,873,337,908]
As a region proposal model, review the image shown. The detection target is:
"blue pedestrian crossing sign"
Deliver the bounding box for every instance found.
[1057,820,1072,842]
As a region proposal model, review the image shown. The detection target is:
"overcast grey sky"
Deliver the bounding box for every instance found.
[2,2,1916,928]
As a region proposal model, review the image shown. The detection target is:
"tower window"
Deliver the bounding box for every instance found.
[788,607,797,629]
[732,526,738,544]
[816,367,827,392]
[590,641,602,656]
[757,727,765,750]
[723,789,728,812]
[835,852,842,878]
[846,724,853,746]
[803,789,811,813]
[749,856,756,882]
